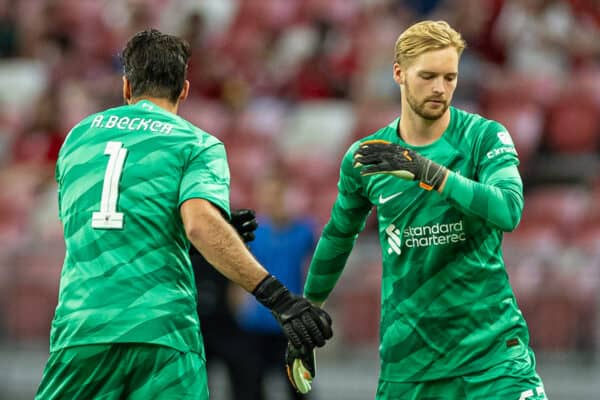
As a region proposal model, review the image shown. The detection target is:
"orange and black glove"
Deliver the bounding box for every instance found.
[353,139,447,191]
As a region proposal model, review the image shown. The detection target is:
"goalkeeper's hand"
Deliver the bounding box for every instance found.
[230,208,258,243]
[285,343,316,394]
[252,275,333,351]
[353,139,447,191]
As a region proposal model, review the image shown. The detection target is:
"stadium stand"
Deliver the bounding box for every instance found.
[0,1,599,398]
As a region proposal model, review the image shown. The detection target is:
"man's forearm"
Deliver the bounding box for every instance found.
[440,166,524,232]
[305,193,371,302]
[304,223,357,303]
[182,199,333,352]
[186,203,268,292]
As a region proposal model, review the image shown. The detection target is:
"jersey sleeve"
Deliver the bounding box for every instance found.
[55,126,76,221]
[304,143,373,303]
[179,138,231,219]
[55,160,63,220]
[441,122,523,231]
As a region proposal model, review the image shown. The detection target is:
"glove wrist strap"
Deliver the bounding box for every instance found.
[419,160,447,191]
[252,274,289,310]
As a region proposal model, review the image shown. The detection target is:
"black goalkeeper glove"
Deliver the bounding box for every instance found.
[285,342,316,394]
[353,139,447,191]
[252,275,333,351]
[230,208,258,243]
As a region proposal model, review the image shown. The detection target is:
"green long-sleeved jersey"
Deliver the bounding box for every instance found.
[52,100,230,356]
[304,106,534,382]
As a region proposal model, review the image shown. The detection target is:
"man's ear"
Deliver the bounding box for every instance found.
[393,63,404,86]
[179,80,190,102]
[122,76,132,104]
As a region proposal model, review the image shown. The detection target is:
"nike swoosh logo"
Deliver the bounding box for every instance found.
[379,192,403,204]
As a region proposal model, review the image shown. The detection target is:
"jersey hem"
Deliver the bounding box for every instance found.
[50,339,204,359]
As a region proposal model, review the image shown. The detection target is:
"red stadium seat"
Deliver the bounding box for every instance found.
[504,223,564,261]
[179,99,232,140]
[521,185,592,237]
[351,103,401,142]
[334,260,381,345]
[546,94,600,153]
[3,251,61,341]
[484,101,544,168]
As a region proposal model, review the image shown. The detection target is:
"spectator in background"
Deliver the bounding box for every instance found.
[0,2,598,397]
[0,0,18,57]
[11,87,63,166]
[493,0,578,80]
[237,174,317,400]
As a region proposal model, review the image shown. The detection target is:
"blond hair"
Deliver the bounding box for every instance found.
[394,20,466,66]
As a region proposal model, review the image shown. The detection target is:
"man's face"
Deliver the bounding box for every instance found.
[257,178,288,220]
[395,47,459,121]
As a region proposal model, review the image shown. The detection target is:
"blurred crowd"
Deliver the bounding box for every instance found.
[0,0,599,356]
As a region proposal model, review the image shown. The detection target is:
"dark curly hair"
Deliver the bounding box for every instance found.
[121,29,191,103]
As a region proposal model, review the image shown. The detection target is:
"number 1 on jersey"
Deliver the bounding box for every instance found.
[92,141,128,229]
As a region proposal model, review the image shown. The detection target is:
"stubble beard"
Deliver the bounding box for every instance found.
[404,81,449,121]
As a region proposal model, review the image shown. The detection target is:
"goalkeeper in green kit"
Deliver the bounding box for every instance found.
[35,29,332,400]
[286,20,547,399]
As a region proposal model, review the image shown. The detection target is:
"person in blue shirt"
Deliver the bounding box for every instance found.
[237,174,317,399]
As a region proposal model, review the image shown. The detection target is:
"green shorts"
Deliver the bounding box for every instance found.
[376,358,547,400]
[35,343,208,400]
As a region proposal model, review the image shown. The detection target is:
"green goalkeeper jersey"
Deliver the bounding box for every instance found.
[52,100,230,356]
[305,106,532,381]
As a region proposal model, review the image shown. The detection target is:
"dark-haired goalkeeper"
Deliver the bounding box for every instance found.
[36,29,332,400]
[287,21,546,399]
